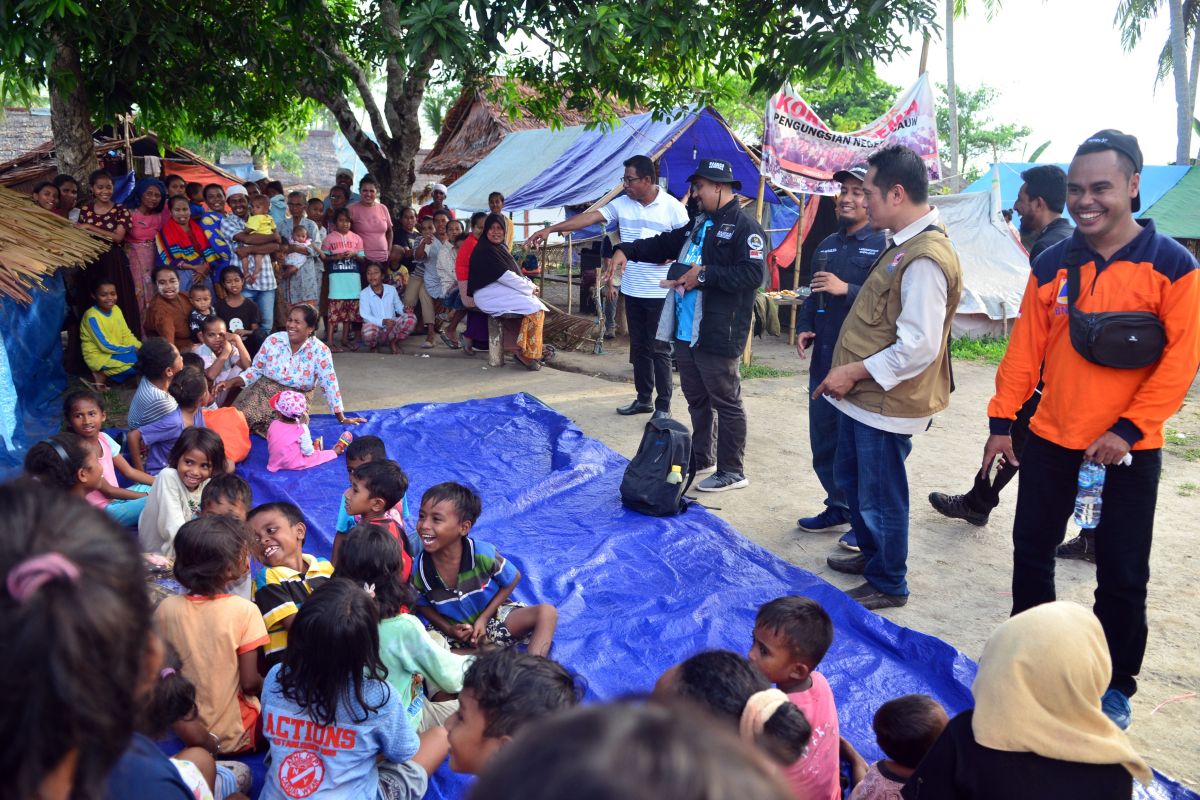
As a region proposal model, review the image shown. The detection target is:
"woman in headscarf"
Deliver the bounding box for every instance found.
[467,212,546,370]
[154,195,222,292]
[196,183,234,284]
[125,177,166,320]
[902,602,1151,799]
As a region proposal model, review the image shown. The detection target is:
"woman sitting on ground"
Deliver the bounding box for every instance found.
[219,303,365,437]
[467,213,546,370]
[902,601,1151,799]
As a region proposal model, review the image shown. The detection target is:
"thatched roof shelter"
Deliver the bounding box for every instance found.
[421,79,636,182]
[0,186,108,303]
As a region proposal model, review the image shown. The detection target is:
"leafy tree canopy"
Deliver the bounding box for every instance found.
[936,83,1030,185]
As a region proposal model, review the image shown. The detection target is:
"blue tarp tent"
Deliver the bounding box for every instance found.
[962,162,1190,228]
[482,107,777,212]
[447,125,588,212]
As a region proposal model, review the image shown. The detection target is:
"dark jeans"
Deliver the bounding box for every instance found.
[833,412,914,596]
[964,391,1041,512]
[625,295,673,411]
[808,371,848,515]
[1011,432,1161,696]
[674,340,746,475]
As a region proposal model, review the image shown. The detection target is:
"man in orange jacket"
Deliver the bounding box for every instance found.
[983,130,1200,730]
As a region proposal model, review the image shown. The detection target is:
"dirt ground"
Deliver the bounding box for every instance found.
[307,326,1199,786]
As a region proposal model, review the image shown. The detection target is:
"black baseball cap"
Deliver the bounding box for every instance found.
[1075,129,1144,211]
[833,164,869,184]
[688,158,741,189]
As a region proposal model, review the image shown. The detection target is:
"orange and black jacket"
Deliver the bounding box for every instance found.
[988,220,1200,451]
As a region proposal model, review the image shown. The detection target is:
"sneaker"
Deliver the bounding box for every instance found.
[1057,532,1097,563]
[928,492,990,526]
[1101,688,1132,730]
[838,530,860,552]
[694,463,718,478]
[796,508,851,533]
[696,471,749,493]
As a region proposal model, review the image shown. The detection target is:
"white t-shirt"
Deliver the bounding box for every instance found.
[599,190,689,299]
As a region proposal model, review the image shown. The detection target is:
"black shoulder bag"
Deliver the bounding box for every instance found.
[1065,247,1166,369]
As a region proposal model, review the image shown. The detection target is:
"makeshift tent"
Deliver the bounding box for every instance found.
[502,107,778,212]
[422,78,615,181]
[1140,165,1200,241]
[930,190,1032,337]
[446,125,587,211]
[962,162,1190,226]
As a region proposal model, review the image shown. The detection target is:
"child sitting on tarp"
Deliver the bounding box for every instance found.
[849,695,947,799]
[81,279,141,389]
[411,482,557,656]
[265,389,351,472]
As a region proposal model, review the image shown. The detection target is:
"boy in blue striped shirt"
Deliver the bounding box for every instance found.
[412,482,557,656]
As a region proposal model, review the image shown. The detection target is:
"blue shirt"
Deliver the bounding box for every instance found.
[105,733,193,799]
[412,537,518,625]
[674,220,712,342]
[260,664,418,800]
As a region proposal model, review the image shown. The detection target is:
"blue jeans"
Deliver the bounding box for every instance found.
[242,288,276,332]
[833,412,913,596]
[809,372,848,516]
[103,484,151,528]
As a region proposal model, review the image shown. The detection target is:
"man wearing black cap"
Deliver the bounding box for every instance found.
[928,164,1073,531]
[794,164,886,543]
[984,130,1200,729]
[610,158,767,492]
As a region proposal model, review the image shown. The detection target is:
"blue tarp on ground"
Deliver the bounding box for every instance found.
[0,275,68,479]
[962,163,1190,229]
[503,108,778,212]
[230,394,1194,800]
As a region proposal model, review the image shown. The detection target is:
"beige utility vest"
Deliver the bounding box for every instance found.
[830,226,963,418]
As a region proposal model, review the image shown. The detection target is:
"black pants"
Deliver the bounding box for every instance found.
[674,340,746,475]
[1011,432,1161,696]
[964,391,1040,512]
[624,295,672,411]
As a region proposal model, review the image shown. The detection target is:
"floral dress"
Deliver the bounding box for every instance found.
[125,209,163,319]
[233,331,344,436]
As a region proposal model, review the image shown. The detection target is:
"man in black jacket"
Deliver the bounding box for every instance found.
[610,158,767,492]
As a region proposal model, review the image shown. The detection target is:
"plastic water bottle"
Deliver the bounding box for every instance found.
[1074,462,1106,529]
[666,465,683,485]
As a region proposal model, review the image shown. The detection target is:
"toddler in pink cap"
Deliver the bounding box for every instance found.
[265,390,352,472]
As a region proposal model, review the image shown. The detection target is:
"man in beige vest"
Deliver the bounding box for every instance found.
[812,145,963,610]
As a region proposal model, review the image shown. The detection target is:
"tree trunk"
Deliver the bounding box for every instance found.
[48,36,96,193]
[251,148,269,172]
[1169,0,1192,163]
[1189,23,1200,160]
[945,0,961,190]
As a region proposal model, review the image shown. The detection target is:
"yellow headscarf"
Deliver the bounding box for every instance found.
[971,601,1152,785]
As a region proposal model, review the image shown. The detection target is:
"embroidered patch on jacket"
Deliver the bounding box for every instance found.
[747,233,765,251]
[886,251,906,272]
[717,224,736,240]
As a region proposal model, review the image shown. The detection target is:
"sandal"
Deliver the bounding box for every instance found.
[420,340,435,349]
[439,331,461,349]
[515,354,542,371]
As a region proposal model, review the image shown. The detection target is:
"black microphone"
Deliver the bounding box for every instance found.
[811,251,829,313]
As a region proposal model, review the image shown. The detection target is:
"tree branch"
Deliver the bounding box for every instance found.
[299,77,386,169]
[300,17,390,147]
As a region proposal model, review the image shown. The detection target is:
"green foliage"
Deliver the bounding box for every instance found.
[1115,0,1200,85]
[936,84,1030,184]
[714,68,902,141]
[421,81,461,134]
[739,360,797,379]
[949,334,1009,364]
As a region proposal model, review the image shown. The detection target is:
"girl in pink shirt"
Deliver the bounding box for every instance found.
[265,389,351,472]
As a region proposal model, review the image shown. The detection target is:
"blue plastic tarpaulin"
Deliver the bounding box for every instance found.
[0,275,68,479]
[228,395,1194,800]
[447,125,588,212]
[504,108,778,212]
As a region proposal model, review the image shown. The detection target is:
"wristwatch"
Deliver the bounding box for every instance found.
[696,267,707,284]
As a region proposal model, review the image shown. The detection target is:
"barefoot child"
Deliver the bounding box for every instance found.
[359,261,411,353]
[260,580,450,800]
[333,435,409,540]
[194,317,251,406]
[139,427,225,558]
[322,208,365,352]
[749,596,867,797]
[336,524,473,732]
[249,501,335,668]
[412,482,557,656]
[265,389,350,472]
[63,388,155,526]
[80,279,141,389]
[154,515,269,755]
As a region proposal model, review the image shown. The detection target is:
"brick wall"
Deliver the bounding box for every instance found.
[0,108,53,163]
[218,129,343,195]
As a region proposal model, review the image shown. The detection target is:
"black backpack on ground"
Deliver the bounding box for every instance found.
[620,417,695,516]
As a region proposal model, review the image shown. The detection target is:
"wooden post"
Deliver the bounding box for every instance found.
[743,175,768,367]
[487,316,504,367]
[565,232,574,315]
[788,195,807,345]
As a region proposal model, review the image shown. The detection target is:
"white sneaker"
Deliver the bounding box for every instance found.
[696,471,749,492]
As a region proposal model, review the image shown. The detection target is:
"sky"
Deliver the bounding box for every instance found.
[875,0,1182,166]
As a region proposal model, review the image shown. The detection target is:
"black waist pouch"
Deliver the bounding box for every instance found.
[1067,252,1166,369]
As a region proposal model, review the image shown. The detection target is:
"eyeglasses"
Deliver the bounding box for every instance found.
[621,175,646,184]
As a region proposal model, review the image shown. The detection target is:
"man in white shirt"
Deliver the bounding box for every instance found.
[812,145,964,610]
[527,155,689,417]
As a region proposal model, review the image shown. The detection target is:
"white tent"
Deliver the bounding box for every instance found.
[930,186,1030,338]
